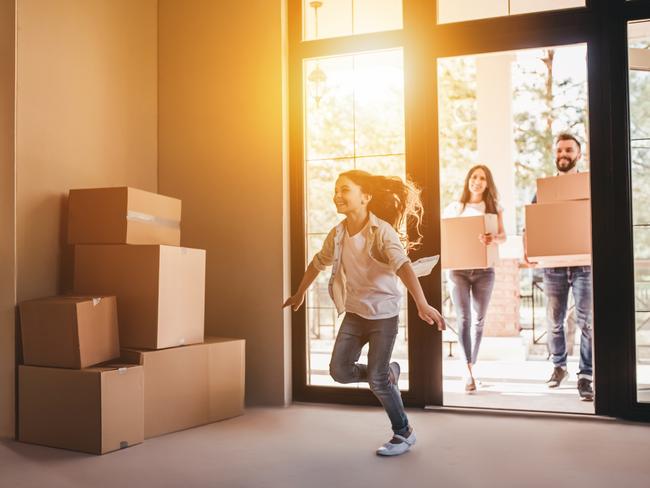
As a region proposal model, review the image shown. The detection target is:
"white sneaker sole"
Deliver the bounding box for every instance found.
[376,431,416,456]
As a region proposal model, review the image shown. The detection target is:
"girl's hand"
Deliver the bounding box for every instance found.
[283,293,305,311]
[417,303,446,331]
[479,233,494,246]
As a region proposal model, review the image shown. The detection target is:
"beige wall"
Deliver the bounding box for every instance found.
[15,0,158,302]
[0,0,159,437]
[158,0,290,405]
[0,0,16,439]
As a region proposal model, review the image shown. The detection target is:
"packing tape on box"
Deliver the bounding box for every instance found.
[126,210,180,229]
[92,297,102,306]
[118,367,127,375]
[120,441,129,449]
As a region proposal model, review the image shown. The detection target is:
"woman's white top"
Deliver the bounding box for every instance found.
[341,223,402,320]
[443,200,503,218]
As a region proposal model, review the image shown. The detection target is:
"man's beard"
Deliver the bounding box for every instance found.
[556,155,578,172]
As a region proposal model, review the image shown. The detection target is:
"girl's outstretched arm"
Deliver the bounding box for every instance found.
[396,262,446,331]
[282,261,321,311]
[284,226,335,311]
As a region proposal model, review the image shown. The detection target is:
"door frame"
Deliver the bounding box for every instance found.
[289,0,650,420]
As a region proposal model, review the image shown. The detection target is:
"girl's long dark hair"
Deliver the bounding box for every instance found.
[459,164,499,214]
[339,169,423,252]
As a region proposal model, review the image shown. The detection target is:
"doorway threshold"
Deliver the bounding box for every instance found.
[425,404,612,422]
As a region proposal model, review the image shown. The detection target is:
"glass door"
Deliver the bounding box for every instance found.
[289,0,650,420]
[436,43,595,414]
[628,19,650,405]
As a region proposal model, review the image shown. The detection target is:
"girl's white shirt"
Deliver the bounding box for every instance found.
[443,200,503,218]
[341,222,402,320]
[311,212,410,316]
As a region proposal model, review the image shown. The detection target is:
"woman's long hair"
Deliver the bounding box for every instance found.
[459,164,499,214]
[339,169,423,252]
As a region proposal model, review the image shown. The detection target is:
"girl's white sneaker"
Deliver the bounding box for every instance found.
[376,429,416,456]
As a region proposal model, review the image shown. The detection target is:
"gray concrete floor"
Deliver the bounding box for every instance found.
[1,404,650,488]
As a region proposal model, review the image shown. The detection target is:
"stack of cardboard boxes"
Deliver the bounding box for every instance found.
[525,172,592,267]
[18,296,144,454]
[18,187,245,454]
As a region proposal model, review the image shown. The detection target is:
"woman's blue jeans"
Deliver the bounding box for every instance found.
[329,313,409,436]
[449,268,496,365]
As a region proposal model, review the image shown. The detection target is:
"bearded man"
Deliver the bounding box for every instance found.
[527,133,594,402]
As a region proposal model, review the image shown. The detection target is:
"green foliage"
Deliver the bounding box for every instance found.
[438,57,478,211]
[512,48,589,231]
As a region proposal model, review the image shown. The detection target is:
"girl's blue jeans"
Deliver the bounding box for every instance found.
[329,313,409,436]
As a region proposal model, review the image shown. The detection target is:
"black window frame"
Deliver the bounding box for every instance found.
[288,0,650,421]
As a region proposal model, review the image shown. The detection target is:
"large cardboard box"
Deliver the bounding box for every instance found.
[19,296,120,369]
[441,214,499,270]
[73,245,206,350]
[19,364,144,454]
[68,187,181,245]
[536,172,590,204]
[525,200,592,265]
[121,337,245,439]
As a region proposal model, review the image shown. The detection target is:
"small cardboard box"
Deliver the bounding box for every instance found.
[525,200,592,263]
[536,172,590,204]
[73,244,206,350]
[19,296,120,369]
[121,337,245,439]
[18,364,144,454]
[68,187,181,245]
[441,214,499,270]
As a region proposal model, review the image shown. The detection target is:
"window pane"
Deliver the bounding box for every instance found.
[303,49,408,389]
[305,50,405,161]
[354,155,405,177]
[305,57,355,160]
[307,158,353,235]
[438,0,584,25]
[303,0,402,41]
[629,19,650,404]
[354,0,403,36]
[635,233,650,404]
[354,50,405,156]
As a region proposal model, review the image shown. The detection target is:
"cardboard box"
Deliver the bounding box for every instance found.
[73,245,206,350]
[68,187,181,245]
[441,214,499,270]
[19,364,144,454]
[536,172,590,204]
[525,200,592,263]
[19,296,120,369]
[121,337,245,439]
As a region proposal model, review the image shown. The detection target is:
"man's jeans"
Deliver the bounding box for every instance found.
[449,268,496,365]
[543,266,593,379]
[329,313,408,436]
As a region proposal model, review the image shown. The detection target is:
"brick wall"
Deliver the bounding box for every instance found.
[485,258,521,336]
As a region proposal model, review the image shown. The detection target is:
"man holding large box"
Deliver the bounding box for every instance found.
[525,134,594,402]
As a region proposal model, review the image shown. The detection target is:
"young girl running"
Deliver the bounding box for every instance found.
[283,169,445,457]
[443,165,506,392]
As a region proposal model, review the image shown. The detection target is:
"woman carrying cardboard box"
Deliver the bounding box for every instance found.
[443,165,506,392]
